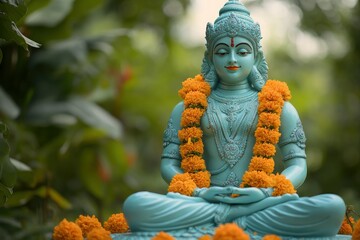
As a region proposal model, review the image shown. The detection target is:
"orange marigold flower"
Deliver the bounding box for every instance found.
[213,223,250,240]
[178,127,203,143]
[253,142,276,158]
[248,157,275,174]
[338,217,354,235]
[181,156,206,172]
[198,235,212,240]
[265,80,291,101]
[258,100,284,114]
[271,174,296,196]
[190,171,211,188]
[262,234,282,240]
[258,89,282,103]
[184,91,208,109]
[87,227,112,240]
[180,108,205,127]
[104,213,129,233]
[53,219,83,240]
[168,173,197,196]
[178,75,211,99]
[152,231,175,240]
[353,219,360,240]
[241,171,273,188]
[180,140,204,158]
[169,172,193,183]
[255,127,281,144]
[257,112,281,130]
[75,215,102,237]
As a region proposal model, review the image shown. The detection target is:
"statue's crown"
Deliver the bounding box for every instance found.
[205,0,262,53]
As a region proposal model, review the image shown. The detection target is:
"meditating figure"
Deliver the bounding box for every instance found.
[123,0,345,238]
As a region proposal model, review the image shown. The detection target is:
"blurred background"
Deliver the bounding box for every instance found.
[0,0,359,239]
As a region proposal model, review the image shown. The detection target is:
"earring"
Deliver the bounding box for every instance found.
[201,52,217,88]
[249,66,265,91]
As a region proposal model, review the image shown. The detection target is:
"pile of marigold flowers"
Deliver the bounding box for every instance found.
[53,213,129,240]
[338,210,360,240]
[151,219,360,240]
[151,223,283,240]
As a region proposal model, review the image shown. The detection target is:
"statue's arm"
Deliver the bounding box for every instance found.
[278,102,307,189]
[160,102,184,184]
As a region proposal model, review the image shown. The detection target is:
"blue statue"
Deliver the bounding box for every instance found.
[118,1,347,239]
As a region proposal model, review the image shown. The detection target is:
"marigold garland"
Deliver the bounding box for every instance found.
[104,213,129,233]
[168,75,211,195]
[213,223,250,240]
[169,76,296,197]
[242,80,296,196]
[53,219,83,240]
[75,215,102,238]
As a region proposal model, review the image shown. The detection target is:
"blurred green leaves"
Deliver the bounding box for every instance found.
[0,122,16,206]
[25,0,75,27]
[0,0,40,56]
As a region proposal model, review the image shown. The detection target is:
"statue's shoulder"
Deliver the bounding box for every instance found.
[166,101,184,130]
[279,100,306,143]
[171,101,184,118]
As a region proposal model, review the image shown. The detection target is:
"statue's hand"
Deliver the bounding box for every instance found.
[195,187,270,204]
[195,187,235,203]
[222,187,270,204]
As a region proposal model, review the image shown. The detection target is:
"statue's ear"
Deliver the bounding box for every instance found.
[201,50,217,88]
[255,48,268,82]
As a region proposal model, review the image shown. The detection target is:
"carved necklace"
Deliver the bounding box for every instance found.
[206,91,258,168]
[168,74,296,197]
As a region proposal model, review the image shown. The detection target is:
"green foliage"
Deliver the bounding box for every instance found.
[0,0,192,238]
[0,122,17,206]
[0,0,40,56]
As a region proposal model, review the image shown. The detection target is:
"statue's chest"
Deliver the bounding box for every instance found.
[202,93,258,168]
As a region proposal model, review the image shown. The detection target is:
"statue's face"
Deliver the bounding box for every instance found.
[212,36,255,85]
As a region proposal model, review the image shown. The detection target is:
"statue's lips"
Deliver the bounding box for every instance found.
[225,66,240,70]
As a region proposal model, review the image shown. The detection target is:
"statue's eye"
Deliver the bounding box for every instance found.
[215,49,228,56]
[238,50,250,56]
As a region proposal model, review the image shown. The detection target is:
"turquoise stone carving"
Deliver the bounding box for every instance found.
[115,0,348,239]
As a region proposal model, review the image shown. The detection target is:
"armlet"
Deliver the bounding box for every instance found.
[278,119,306,149]
[163,118,180,148]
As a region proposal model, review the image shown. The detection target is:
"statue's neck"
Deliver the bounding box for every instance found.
[215,80,255,97]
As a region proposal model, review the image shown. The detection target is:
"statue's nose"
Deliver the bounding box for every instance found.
[229,51,237,65]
